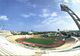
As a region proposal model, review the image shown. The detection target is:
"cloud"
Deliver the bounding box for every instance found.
[0,16,9,21]
[39,9,49,18]
[34,15,78,31]
[29,13,36,16]
[63,0,69,3]
[39,8,57,18]
[42,9,49,13]
[51,12,57,17]
[16,0,37,8]
[21,13,36,18]
[42,16,58,24]
[63,0,80,4]
[39,13,50,18]
[71,0,80,4]
[21,14,30,18]
[32,4,37,8]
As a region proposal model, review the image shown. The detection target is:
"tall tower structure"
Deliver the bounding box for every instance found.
[60,4,80,30]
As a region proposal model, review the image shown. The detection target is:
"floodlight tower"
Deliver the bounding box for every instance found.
[60,4,80,30]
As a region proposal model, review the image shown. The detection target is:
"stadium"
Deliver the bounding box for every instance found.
[0,29,80,56]
[1,30,79,56]
[0,1,80,56]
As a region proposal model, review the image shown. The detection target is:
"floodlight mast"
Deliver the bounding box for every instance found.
[60,4,80,30]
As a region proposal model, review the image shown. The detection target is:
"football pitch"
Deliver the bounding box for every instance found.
[23,38,54,45]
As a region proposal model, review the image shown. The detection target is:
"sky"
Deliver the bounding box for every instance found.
[0,0,80,32]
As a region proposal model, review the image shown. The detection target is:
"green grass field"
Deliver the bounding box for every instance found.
[23,38,54,45]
